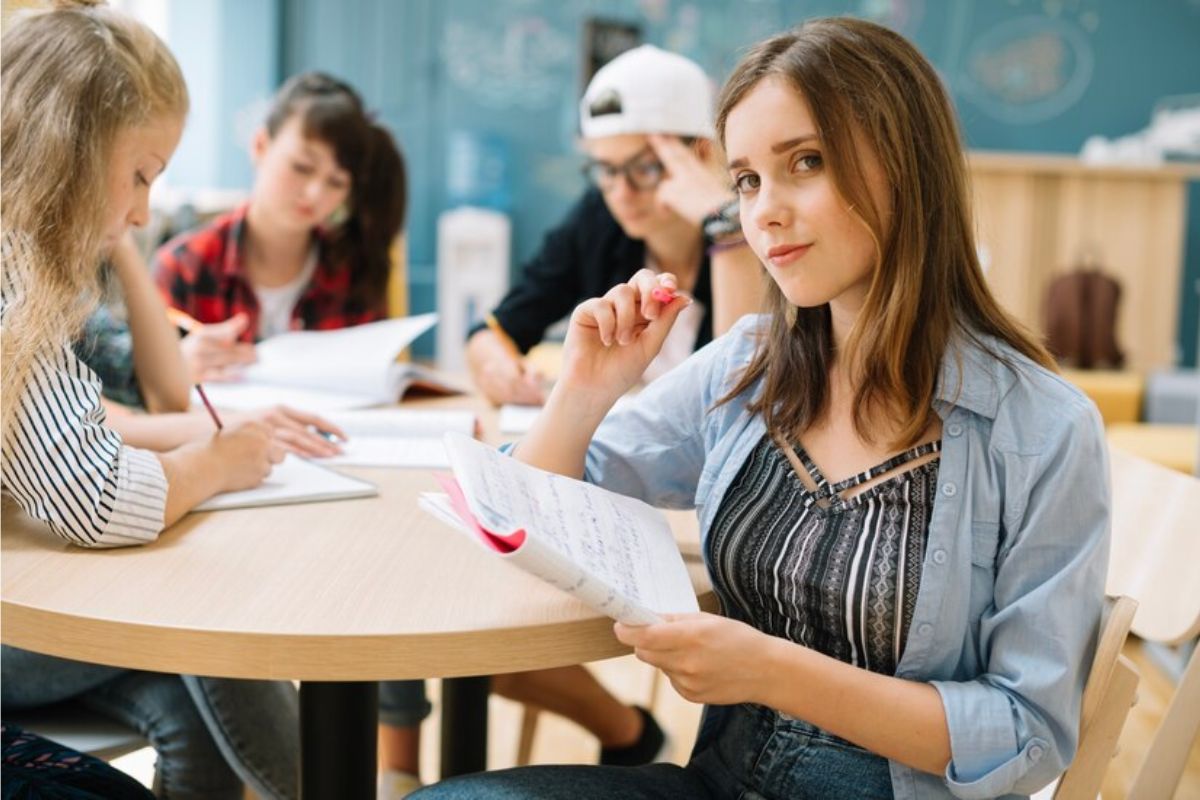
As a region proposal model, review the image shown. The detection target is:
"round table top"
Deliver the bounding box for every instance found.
[1,395,714,680]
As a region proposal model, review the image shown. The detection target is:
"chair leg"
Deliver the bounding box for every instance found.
[1127,644,1200,800]
[515,706,541,767]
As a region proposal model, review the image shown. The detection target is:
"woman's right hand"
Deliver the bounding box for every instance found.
[558,269,691,404]
[180,313,258,382]
[208,421,286,492]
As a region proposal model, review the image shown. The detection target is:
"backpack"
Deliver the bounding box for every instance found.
[1043,268,1125,369]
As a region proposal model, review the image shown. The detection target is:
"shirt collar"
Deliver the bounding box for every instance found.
[934,333,1009,419]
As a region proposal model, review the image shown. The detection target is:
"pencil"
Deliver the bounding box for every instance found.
[195,384,224,431]
[485,314,523,362]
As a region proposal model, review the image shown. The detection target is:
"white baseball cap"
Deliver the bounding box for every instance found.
[579,44,715,140]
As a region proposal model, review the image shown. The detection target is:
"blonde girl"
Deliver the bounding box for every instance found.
[2,3,302,797]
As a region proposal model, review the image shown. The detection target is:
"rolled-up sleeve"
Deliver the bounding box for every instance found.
[2,346,167,548]
[932,399,1109,798]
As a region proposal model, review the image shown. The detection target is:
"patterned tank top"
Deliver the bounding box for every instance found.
[707,434,941,675]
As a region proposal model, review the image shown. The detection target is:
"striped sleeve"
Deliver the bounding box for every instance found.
[2,343,168,547]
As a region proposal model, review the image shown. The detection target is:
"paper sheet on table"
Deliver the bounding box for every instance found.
[317,409,475,468]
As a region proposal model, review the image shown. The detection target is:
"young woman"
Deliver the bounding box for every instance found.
[416,18,1109,800]
[0,4,298,798]
[465,44,763,405]
[153,71,406,382]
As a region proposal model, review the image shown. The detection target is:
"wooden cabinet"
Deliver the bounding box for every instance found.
[969,152,1200,371]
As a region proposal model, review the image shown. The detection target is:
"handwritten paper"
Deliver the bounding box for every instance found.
[436,433,698,624]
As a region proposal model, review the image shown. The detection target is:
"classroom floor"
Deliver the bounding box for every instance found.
[111,638,1199,798]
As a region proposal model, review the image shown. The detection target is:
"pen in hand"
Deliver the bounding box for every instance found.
[195,383,223,431]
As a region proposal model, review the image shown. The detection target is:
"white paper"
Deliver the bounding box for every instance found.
[316,409,474,468]
[193,455,377,511]
[194,315,441,410]
[438,433,698,623]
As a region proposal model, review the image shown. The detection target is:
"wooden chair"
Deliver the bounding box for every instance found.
[1034,594,1140,800]
[1106,446,1200,799]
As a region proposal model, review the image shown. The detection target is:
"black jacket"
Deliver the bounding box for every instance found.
[474,188,714,353]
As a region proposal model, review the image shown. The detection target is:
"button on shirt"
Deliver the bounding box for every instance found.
[580,315,1109,799]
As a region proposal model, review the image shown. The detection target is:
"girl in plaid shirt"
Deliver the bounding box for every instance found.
[154,72,407,382]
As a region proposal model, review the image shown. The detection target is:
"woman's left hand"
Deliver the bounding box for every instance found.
[615,612,776,706]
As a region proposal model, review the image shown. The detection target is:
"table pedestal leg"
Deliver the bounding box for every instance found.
[440,676,490,778]
[301,681,378,799]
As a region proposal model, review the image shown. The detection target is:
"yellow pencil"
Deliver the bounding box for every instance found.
[485,314,523,362]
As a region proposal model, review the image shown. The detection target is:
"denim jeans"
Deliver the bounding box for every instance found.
[412,703,894,799]
[1,646,298,800]
[379,680,431,728]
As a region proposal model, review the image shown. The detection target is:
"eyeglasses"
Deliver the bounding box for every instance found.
[582,147,665,191]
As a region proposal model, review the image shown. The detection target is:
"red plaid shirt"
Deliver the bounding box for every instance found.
[153,204,387,342]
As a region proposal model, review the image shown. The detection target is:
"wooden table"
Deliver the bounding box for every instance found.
[1,395,713,798]
[1106,423,1198,475]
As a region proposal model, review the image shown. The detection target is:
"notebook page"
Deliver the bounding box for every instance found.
[322,437,450,468]
[239,314,438,398]
[443,433,698,616]
[326,409,475,438]
[193,455,377,511]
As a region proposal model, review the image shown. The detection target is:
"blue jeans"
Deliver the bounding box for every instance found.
[380,680,431,728]
[1,647,298,800]
[412,703,894,799]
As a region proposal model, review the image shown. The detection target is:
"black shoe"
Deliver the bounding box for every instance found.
[599,706,669,766]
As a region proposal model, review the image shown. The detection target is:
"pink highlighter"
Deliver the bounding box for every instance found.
[651,286,676,304]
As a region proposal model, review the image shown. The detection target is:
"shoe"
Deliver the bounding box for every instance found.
[378,769,423,799]
[598,706,670,766]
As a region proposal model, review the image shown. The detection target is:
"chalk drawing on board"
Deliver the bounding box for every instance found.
[442,16,573,110]
[960,15,1094,124]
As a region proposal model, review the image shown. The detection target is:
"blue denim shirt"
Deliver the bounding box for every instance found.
[580,315,1109,800]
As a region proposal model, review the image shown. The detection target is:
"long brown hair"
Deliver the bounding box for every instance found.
[716,18,1054,448]
[1,0,188,429]
[264,72,406,308]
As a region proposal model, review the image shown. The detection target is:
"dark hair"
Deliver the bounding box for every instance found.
[266,72,406,308]
[715,18,1054,448]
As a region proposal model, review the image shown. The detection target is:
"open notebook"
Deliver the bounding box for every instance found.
[419,433,698,625]
[319,409,476,468]
[197,315,467,411]
[193,455,377,511]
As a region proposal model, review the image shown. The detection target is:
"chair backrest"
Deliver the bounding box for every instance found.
[1050,594,1139,800]
[1106,446,1200,800]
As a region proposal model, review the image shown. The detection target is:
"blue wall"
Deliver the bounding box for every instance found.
[177,0,1200,365]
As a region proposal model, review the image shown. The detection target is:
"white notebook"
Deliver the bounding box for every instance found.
[319,409,477,468]
[197,315,465,411]
[419,433,698,625]
[193,455,377,511]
